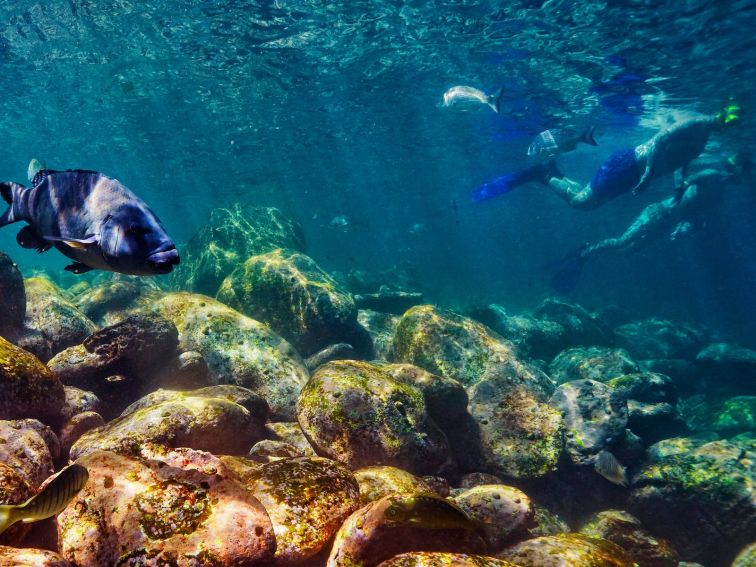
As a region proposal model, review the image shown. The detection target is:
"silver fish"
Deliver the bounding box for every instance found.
[527,126,598,158]
[0,463,89,535]
[442,85,504,113]
[594,450,629,487]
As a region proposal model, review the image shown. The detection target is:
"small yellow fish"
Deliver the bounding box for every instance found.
[594,450,629,487]
[0,463,88,535]
[383,493,484,535]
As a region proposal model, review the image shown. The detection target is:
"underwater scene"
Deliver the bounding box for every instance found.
[0,1,754,566]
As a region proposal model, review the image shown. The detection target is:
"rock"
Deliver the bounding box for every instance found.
[70,387,269,459]
[549,347,639,385]
[455,379,563,480]
[358,309,399,361]
[60,386,101,422]
[297,361,451,475]
[71,277,162,327]
[17,277,97,362]
[0,337,65,424]
[240,456,360,564]
[607,372,676,404]
[59,411,106,460]
[0,251,25,341]
[469,304,566,360]
[629,436,755,565]
[149,292,309,420]
[57,449,276,565]
[47,314,179,418]
[150,350,212,390]
[679,395,756,435]
[306,342,358,372]
[217,248,372,357]
[695,343,756,393]
[266,422,316,456]
[175,204,306,295]
[378,553,517,566]
[550,380,627,467]
[533,298,612,347]
[640,358,702,395]
[0,420,54,487]
[354,291,425,315]
[354,466,435,505]
[732,543,756,567]
[453,485,534,552]
[458,473,504,489]
[392,305,553,395]
[497,533,635,566]
[327,494,481,567]
[579,509,678,566]
[247,439,304,462]
[0,463,33,545]
[381,363,469,426]
[529,506,570,537]
[0,546,71,566]
[614,318,704,361]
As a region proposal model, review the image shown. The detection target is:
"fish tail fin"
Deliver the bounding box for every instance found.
[0,182,26,227]
[0,505,20,536]
[549,245,588,293]
[472,162,553,203]
[583,125,598,146]
[487,86,505,113]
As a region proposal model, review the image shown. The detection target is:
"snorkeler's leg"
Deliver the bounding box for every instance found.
[473,161,560,203]
[546,177,596,209]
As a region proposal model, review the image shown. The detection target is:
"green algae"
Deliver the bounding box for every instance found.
[135,480,210,540]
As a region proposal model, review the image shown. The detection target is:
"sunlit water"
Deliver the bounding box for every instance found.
[0,0,755,339]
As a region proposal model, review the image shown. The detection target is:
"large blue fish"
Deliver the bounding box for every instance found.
[0,165,179,275]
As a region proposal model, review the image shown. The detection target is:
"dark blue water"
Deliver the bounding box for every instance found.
[0,0,755,342]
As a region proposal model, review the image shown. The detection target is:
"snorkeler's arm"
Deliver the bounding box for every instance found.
[631,145,655,196]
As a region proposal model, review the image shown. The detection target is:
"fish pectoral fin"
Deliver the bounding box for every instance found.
[44,234,98,249]
[64,262,94,274]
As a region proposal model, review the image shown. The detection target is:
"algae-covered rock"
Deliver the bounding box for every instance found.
[0,337,64,424]
[70,386,268,459]
[392,305,553,395]
[497,533,634,566]
[529,505,570,537]
[614,318,704,360]
[328,494,481,567]
[57,449,276,566]
[0,420,54,487]
[217,248,371,357]
[247,439,304,462]
[72,277,162,327]
[266,421,316,456]
[355,466,435,505]
[0,463,33,545]
[17,277,97,362]
[378,553,517,567]
[550,379,628,467]
[59,411,106,460]
[453,485,534,552]
[549,346,639,385]
[0,546,71,566]
[296,360,451,475]
[459,378,564,479]
[533,297,612,347]
[732,543,756,567]
[629,436,756,565]
[579,509,678,567]
[241,456,360,564]
[176,204,306,295]
[695,343,756,392]
[149,292,309,419]
[359,309,399,361]
[0,250,25,340]
[60,386,101,422]
[680,395,756,435]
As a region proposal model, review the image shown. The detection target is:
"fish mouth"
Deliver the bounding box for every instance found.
[146,247,180,274]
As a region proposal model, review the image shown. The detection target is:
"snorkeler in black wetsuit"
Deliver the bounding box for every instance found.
[473,105,741,209]
[550,156,753,291]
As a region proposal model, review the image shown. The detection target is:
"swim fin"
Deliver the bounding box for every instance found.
[549,246,588,294]
[472,162,558,203]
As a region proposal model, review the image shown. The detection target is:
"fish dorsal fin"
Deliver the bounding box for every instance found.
[27,159,44,183]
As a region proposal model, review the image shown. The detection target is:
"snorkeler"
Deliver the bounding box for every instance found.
[473,105,741,208]
[551,157,751,292]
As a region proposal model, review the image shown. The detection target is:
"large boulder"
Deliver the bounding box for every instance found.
[57,449,276,566]
[629,435,756,565]
[679,395,756,436]
[533,298,612,347]
[0,251,25,341]
[392,305,553,395]
[217,248,371,357]
[549,346,638,385]
[354,466,435,505]
[378,553,517,566]
[70,386,269,459]
[175,204,306,295]
[614,318,704,361]
[497,533,634,566]
[0,547,71,566]
[695,343,756,394]
[17,277,97,362]
[296,360,451,475]
[0,337,64,424]
[358,309,399,361]
[147,292,309,420]
[71,277,162,327]
[0,420,54,488]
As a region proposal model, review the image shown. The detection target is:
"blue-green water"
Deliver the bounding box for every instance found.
[1,0,755,340]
